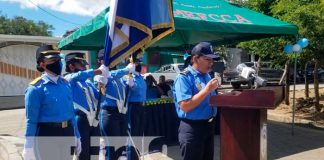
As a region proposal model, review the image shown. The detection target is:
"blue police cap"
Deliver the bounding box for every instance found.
[65,52,89,65]
[191,42,219,59]
[36,44,60,62]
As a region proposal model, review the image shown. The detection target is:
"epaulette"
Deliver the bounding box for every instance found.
[29,77,43,86]
[180,69,190,75]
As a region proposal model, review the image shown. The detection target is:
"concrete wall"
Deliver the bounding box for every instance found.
[0,44,40,96]
[0,44,90,96]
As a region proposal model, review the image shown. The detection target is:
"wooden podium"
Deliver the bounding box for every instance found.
[210,86,284,160]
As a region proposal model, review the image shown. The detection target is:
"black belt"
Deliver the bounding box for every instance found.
[38,120,72,128]
[75,110,87,116]
[129,102,144,106]
[180,117,214,124]
[102,106,119,112]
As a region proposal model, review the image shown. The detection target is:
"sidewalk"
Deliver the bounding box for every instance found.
[0,109,324,160]
[0,109,24,160]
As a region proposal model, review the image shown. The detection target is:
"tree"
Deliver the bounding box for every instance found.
[238,0,324,111]
[0,12,54,36]
[271,0,324,111]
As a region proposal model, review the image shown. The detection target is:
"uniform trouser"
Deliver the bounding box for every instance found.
[178,118,215,160]
[34,120,75,160]
[129,102,146,136]
[75,110,100,160]
[127,102,146,160]
[100,107,128,160]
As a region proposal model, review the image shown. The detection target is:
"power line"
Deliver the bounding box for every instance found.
[27,0,82,26]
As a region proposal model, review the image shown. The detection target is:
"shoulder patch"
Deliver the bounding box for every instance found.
[180,69,190,75]
[29,77,42,86]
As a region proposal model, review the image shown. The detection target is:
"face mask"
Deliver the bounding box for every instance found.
[46,60,62,75]
[135,64,142,73]
[73,64,86,73]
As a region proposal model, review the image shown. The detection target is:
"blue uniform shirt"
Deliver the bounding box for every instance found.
[146,85,160,100]
[94,68,130,108]
[128,74,147,102]
[64,69,99,111]
[173,65,217,120]
[25,73,80,139]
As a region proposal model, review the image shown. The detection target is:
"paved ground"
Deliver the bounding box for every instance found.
[0,109,324,160]
[1,84,323,159]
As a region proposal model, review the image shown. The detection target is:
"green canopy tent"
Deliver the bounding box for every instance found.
[58,0,298,51]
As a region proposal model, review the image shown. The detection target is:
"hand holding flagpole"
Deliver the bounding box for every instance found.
[96,0,119,125]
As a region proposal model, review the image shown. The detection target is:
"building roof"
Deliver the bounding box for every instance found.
[0,34,61,48]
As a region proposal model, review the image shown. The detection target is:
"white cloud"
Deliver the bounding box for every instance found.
[2,0,110,17]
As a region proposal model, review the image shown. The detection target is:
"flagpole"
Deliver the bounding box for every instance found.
[291,52,297,135]
[98,0,118,158]
[103,0,118,66]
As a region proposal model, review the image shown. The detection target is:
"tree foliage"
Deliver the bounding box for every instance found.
[238,0,324,67]
[0,12,54,36]
[237,0,324,110]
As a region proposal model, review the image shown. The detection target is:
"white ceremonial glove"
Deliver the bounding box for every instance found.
[98,64,109,78]
[99,138,107,158]
[126,63,136,74]
[75,138,82,156]
[22,148,36,160]
[126,77,134,87]
[97,75,108,86]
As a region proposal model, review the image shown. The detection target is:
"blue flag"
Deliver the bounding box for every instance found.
[103,0,174,67]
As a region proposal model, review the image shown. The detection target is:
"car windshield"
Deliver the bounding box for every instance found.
[244,62,255,67]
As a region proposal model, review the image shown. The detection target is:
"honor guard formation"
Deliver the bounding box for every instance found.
[23,42,220,160]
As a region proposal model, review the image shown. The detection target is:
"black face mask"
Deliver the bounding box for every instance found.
[135,64,142,72]
[46,60,62,75]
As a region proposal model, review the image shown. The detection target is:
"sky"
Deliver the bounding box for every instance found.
[0,0,110,37]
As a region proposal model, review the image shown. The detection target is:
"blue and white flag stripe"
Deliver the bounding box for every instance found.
[103,0,174,67]
[103,0,117,66]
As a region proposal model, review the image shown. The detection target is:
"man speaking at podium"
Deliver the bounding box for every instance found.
[173,42,220,160]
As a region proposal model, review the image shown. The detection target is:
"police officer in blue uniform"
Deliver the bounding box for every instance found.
[126,58,147,137]
[23,45,81,160]
[173,42,220,160]
[64,52,109,160]
[94,50,136,160]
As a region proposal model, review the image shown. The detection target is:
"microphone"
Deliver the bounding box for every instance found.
[236,63,267,87]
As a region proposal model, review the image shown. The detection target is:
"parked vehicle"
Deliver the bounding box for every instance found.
[224,61,284,89]
[151,63,185,81]
[290,66,324,83]
[257,62,284,82]
[151,62,225,83]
